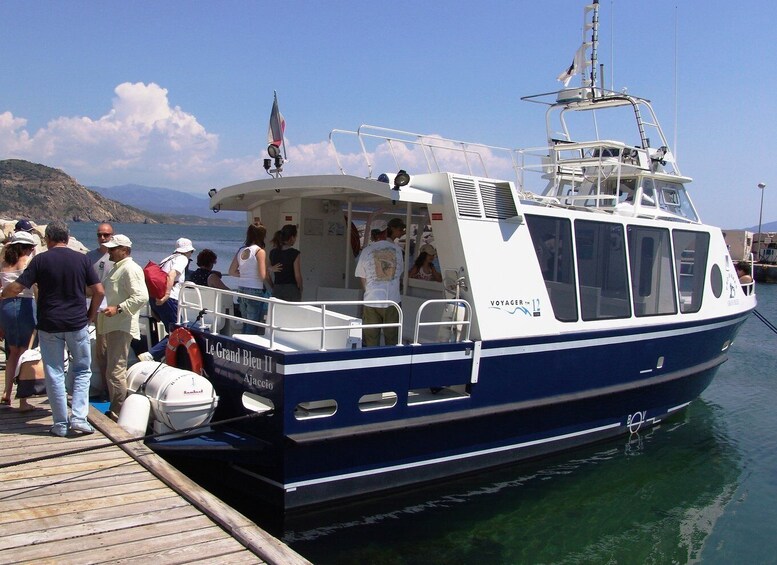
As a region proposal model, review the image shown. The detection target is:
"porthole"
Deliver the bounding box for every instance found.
[710,264,723,298]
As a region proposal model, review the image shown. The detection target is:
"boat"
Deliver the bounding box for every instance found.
[137,1,756,510]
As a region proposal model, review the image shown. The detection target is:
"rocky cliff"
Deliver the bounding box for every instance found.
[0,159,160,224]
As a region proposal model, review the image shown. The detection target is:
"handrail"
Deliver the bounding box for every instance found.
[412,299,472,345]
[329,124,521,181]
[177,283,473,350]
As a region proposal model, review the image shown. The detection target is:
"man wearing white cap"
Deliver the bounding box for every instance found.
[141,237,194,361]
[96,235,148,418]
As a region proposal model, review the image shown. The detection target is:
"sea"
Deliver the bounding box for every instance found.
[70,221,777,564]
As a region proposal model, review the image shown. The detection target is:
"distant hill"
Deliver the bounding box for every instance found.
[742,220,777,233]
[0,159,160,224]
[89,184,244,223]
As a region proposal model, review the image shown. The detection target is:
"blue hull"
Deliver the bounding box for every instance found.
[151,312,747,509]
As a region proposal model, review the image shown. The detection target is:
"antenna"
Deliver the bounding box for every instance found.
[673,4,679,160]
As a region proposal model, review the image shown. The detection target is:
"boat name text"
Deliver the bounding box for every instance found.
[203,338,273,372]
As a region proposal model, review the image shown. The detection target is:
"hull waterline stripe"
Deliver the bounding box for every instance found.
[283,421,621,492]
[287,354,723,445]
[278,315,746,375]
[479,316,745,359]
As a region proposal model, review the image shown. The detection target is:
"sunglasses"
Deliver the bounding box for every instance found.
[97,233,113,237]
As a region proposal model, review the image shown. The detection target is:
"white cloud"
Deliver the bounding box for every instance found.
[0,84,515,192]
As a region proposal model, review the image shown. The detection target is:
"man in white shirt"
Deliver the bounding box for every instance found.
[96,235,148,419]
[355,218,405,346]
[86,222,115,281]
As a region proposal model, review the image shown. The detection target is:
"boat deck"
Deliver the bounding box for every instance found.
[0,394,309,565]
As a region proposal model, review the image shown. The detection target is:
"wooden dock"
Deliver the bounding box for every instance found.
[0,395,310,564]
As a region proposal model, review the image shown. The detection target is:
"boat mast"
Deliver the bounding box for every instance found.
[588,0,600,95]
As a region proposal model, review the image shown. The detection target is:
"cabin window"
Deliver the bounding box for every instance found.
[627,226,677,316]
[526,215,578,322]
[672,230,710,313]
[574,220,631,320]
[657,181,698,221]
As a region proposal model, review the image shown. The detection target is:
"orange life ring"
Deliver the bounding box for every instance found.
[165,327,204,374]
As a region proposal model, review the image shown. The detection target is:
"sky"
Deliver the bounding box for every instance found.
[1,0,775,229]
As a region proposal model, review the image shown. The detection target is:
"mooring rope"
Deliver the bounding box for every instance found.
[0,409,270,470]
[753,309,777,336]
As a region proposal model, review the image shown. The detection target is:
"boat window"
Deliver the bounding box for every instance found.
[574,220,631,321]
[526,215,578,322]
[627,226,677,316]
[294,399,337,420]
[672,230,710,313]
[358,392,398,411]
[657,181,698,221]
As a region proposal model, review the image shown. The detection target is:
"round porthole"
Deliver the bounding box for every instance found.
[710,264,723,298]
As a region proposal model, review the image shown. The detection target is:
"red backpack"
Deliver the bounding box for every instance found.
[143,257,171,300]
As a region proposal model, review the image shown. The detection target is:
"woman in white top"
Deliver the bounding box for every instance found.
[0,231,37,410]
[229,225,272,334]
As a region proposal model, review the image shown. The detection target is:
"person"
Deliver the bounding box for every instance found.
[190,249,229,290]
[0,231,37,411]
[86,222,115,282]
[737,262,753,284]
[355,217,405,346]
[86,222,114,398]
[1,221,104,436]
[228,225,272,333]
[409,243,443,282]
[142,237,194,361]
[96,235,148,419]
[14,219,43,253]
[269,225,303,301]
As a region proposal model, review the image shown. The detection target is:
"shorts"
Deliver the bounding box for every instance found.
[0,297,37,347]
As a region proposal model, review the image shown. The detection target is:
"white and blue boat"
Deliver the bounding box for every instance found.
[140,1,756,510]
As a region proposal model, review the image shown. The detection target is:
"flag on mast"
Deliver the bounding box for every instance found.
[267,92,286,151]
[556,44,588,86]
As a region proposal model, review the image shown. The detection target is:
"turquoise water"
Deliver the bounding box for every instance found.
[280,287,777,564]
[75,222,777,563]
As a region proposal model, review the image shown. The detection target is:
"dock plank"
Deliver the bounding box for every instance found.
[0,515,217,563]
[0,396,310,564]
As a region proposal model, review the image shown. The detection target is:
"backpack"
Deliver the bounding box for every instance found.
[143,257,172,300]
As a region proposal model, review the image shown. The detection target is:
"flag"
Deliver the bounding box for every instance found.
[556,44,588,86]
[267,93,285,148]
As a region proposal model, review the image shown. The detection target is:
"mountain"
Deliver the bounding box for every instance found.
[89,184,244,222]
[742,220,777,233]
[0,159,159,224]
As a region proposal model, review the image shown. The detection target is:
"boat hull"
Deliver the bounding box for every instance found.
[150,312,747,510]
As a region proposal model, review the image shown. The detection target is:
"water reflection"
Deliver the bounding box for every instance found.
[281,400,739,564]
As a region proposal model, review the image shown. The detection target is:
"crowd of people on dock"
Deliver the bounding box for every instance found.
[0,214,441,435]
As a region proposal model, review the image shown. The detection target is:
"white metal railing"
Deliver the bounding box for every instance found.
[329,124,521,182]
[412,299,472,345]
[177,283,472,351]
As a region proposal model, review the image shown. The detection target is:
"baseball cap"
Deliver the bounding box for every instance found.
[103,234,132,248]
[14,219,34,232]
[175,237,195,253]
[7,231,36,246]
[419,243,437,256]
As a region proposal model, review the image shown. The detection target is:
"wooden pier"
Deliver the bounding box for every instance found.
[0,395,310,564]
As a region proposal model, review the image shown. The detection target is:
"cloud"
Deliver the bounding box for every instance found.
[0,82,227,189]
[0,83,515,192]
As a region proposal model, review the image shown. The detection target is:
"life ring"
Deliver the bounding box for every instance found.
[165,327,203,375]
